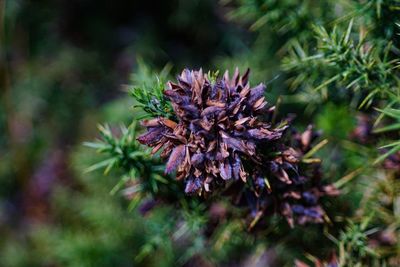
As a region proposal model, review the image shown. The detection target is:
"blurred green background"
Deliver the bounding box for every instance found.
[1,0,399,266]
[0,1,249,266]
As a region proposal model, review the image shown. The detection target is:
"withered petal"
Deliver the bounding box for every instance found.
[240,68,250,86]
[141,118,162,127]
[137,126,166,145]
[247,83,266,106]
[185,176,202,194]
[234,117,250,126]
[219,160,232,180]
[201,106,224,117]
[191,153,205,167]
[160,118,177,129]
[165,144,186,174]
[220,131,248,154]
[206,99,226,108]
[231,154,241,180]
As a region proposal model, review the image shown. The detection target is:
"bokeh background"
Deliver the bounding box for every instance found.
[1,0,399,266]
[0,1,250,266]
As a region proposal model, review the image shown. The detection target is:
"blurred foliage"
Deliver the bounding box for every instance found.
[283,21,399,109]
[1,0,400,266]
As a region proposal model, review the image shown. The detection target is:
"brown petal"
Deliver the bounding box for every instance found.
[191,153,205,167]
[201,106,224,117]
[248,117,257,127]
[180,69,192,85]
[165,145,186,174]
[231,154,242,180]
[247,83,265,105]
[240,68,250,86]
[301,125,313,148]
[207,140,217,152]
[184,145,191,170]
[163,132,187,144]
[176,169,186,180]
[151,139,166,154]
[141,118,162,127]
[137,126,165,145]
[232,67,240,87]
[217,110,227,121]
[204,176,213,192]
[232,101,244,115]
[209,162,219,176]
[253,97,266,109]
[193,168,202,177]
[193,78,203,105]
[164,91,190,107]
[254,100,267,111]
[277,169,292,184]
[219,160,232,180]
[168,81,183,90]
[239,84,251,97]
[160,118,177,129]
[185,176,202,194]
[234,117,250,126]
[247,128,281,140]
[223,70,230,85]
[160,141,174,157]
[220,142,229,158]
[206,99,226,108]
[240,166,248,182]
[181,104,200,117]
[283,148,301,163]
[220,131,248,154]
[282,203,294,228]
[226,97,242,114]
[200,117,213,131]
[283,191,301,199]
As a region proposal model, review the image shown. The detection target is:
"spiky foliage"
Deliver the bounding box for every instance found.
[84,124,168,199]
[226,0,334,49]
[374,105,400,164]
[129,62,174,119]
[283,21,400,109]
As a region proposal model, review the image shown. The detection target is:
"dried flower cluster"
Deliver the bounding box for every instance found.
[252,126,339,226]
[138,68,337,226]
[138,68,286,192]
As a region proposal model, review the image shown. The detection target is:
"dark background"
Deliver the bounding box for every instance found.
[0,1,251,266]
